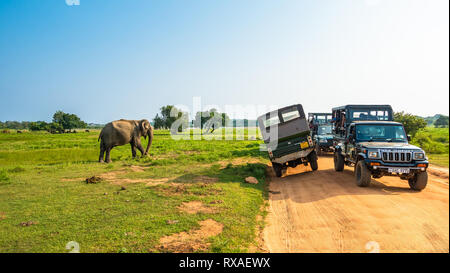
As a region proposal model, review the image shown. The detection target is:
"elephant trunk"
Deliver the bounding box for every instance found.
[144,128,153,155]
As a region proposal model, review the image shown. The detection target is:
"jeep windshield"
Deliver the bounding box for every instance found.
[355,124,407,142]
[318,125,332,135]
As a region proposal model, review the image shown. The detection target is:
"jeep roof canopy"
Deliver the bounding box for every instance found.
[332,105,393,137]
[332,105,393,124]
[258,104,309,143]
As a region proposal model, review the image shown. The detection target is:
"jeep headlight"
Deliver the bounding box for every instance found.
[368,151,378,158]
[414,152,425,160]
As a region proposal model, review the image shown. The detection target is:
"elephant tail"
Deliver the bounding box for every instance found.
[98,130,103,142]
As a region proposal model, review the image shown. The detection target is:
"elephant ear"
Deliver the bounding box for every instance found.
[139,120,150,137]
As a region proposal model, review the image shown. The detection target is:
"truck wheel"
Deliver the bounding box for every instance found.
[310,158,318,171]
[334,151,344,172]
[355,161,371,187]
[408,172,428,191]
[272,163,283,178]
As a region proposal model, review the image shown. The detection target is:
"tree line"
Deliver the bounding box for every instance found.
[0,111,87,133]
[2,107,447,135]
[152,105,230,132]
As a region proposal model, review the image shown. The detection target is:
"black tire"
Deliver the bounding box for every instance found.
[273,163,283,178]
[355,160,371,187]
[310,157,318,171]
[334,151,344,171]
[408,172,428,191]
[308,150,319,171]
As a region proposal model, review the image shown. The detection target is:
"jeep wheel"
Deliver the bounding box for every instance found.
[408,172,428,191]
[310,157,318,171]
[272,163,283,178]
[334,151,344,171]
[355,161,371,187]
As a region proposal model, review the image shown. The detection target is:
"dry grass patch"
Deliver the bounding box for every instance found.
[178,201,217,214]
[158,219,223,253]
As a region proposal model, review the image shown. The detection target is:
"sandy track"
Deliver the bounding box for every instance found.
[263,156,449,253]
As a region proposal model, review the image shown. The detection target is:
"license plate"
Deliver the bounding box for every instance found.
[388,168,410,174]
[300,142,309,149]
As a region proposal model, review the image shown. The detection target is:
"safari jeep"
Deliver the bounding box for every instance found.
[258,104,318,177]
[332,105,429,191]
[308,113,334,155]
[314,123,334,155]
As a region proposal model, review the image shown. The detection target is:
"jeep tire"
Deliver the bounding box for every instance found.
[272,163,283,178]
[334,151,345,171]
[408,172,428,191]
[309,151,319,171]
[355,160,371,187]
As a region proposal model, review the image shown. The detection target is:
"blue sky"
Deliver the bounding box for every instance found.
[0,0,448,123]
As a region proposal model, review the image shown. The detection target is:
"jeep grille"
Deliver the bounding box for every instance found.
[382,151,412,163]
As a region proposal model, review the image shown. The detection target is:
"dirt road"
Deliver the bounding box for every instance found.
[263,156,449,253]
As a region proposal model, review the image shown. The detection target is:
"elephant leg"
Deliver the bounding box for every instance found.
[136,142,145,156]
[105,147,112,163]
[131,143,137,158]
[99,142,105,163]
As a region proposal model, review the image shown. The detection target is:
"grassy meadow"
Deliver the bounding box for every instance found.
[0,129,270,253]
[411,127,449,167]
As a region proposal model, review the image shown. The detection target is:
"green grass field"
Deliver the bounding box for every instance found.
[0,129,270,253]
[411,127,449,167]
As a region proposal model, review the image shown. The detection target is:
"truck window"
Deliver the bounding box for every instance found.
[351,110,387,121]
[281,108,300,122]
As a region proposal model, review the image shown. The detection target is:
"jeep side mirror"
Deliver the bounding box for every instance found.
[407,135,411,142]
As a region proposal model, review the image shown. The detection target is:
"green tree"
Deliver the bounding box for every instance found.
[153,105,188,132]
[394,111,427,137]
[153,114,165,129]
[48,122,64,134]
[29,121,49,131]
[194,109,230,132]
[434,115,449,128]
[52,111,87,131]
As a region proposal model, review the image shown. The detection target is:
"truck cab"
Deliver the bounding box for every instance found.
[258,104,318,177]
[332,105,428,190]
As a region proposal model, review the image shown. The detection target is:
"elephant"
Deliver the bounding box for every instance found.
[98,119,153,163]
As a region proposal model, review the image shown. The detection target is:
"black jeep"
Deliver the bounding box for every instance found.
[308,113,333,155]
[332,105,429,191]
[258,104,318,177]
